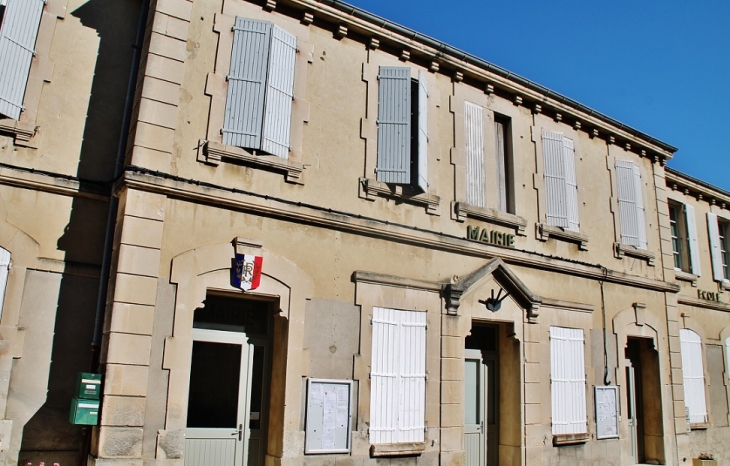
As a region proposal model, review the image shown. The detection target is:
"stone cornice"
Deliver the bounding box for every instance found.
[677,295,730,312]
[0,163,110,201]
[119,168,679,294]
[665,168,730,209]
[351,271,441,292]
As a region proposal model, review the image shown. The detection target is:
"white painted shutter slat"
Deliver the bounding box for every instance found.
[632,164,648,249]
[542,131,568,228]
[0,248,9,321]
[495,120,507,212]
[223,18,271,149]
[416,70,428,192]
[397,310,426,443]
[261,24,296,159]
[550,326,586,435]
[465,102,486,208]
[684,204,701,275]
[679,329,707,424]
[370,307,399,444]
[708,213,725,282]
[563,137,579,232]
[376,67,411,184]
[726,336,730,381]
[616,160,640,247]
[0,0,44,119]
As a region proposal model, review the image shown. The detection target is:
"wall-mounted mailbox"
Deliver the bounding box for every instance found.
[75,372,102,400]
[69,398,99,425]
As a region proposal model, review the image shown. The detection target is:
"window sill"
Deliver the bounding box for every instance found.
[536,223,589,250]
[721,280,730,291]
[0,118,37,148]
[674,269,698,287]
[690,422,709,431]
[370,442,425,457]
[552,433,589,446]
[201,140,304,184]
[359,178,440,215]
[453,202,527,235]
[614,243,655,266]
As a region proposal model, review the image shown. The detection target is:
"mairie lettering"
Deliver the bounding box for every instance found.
[467,225,516,248]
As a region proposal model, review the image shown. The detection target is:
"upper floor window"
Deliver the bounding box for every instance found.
[669,201,701,274]
[222,17,296,159]
[376,67,428,192]
[494,116,513,214]
[615,160,647,249]
[542,131,579,231]
[708,213,730,282]
[0,0,44,120]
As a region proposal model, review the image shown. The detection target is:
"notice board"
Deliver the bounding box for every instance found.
[595,386,619,439]
[305,378,353,454]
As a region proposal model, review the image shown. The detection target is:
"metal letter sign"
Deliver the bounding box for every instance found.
[232,254,263,291]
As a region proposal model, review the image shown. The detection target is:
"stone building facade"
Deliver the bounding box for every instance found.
[0,0,728,466]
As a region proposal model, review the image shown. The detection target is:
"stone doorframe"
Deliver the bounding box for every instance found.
[612,304,672,466]
[159,237,313,464]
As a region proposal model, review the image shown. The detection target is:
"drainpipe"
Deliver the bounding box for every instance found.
[90,0,150,371]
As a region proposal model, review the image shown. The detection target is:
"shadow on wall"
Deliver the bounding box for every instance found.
[18,0,142,464]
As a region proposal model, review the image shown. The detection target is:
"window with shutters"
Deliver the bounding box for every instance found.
[616,160,648,249]
[494,115,514,214]
[679,328,708,425]
[707,213,730,283]
[549,326,587,437]
[668,201,701,275]
[369,307,427,445]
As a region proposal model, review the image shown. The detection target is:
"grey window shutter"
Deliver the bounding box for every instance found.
[376,66,411,184]
[0,0,44,120]
[708,212,725,282]
[563,137,579,232]
[464,101,486,208]
[416,70,428,192]
[223,18,271,149]
[632,164,647,249]
[616,160,640,247]
[495,120,507,212]
[684,204,701,275]
[542,131,568,228]
[261,24,296,159]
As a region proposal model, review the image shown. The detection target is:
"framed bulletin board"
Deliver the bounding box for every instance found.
[305,378,354,454]
[595,386,619,439]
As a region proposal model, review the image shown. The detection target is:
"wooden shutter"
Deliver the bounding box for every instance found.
[542,131,568,228]
[563,137,579,232]
[726,336,730,381]
[370,307,426,444]
[708,213,725,282]
[495,120,507,212]
[679,329,708,424]
[0,0,44,120]
[465,102,486,208]
[684,204,701,275]
[416,71,428,192]
[376,67,411,184]
[616,160,640,247]
[223,18,271,149]
[261,24,296,159]
[632,164,648,249]
[0,248,9,321]
[550,326,586,435]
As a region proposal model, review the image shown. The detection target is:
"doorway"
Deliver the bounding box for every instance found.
[624,337,664,465]
[184,295,273,466]
[464,325,499,466]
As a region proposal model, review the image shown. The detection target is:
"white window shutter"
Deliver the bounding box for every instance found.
[616,160,640,247]
[563,137,579,232]
[464,101,486,208]
[542,131,568,228]
[416,71,428,192]
[370,307,399,444]
[397,310,426,443]
[550,326,587,435]
[223,18,272,149]
[684,204,701,275]
[0,248,9,321]
[726,336,730,381]
[632,164,648,249]
[0,0,44,120]
[376,67,411,184]
[679,329,707,424]
[708,213,725,282]
[261,24,296,159]
[495,121,507,212]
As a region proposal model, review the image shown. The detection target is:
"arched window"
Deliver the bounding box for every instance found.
[679,328,707,424]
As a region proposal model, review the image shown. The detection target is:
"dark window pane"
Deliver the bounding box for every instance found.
[186,341,241,428]
[194,295,270,335]
[248,345,265,430]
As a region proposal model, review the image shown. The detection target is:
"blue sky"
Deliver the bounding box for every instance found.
[343,0,730,192]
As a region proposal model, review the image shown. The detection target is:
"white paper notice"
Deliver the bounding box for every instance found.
[322,388,337,449]
[310,384,323,407]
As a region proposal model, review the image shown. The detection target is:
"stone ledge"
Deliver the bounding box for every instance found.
[359,177,439,215]
[552,432,589,446]
[674,269,698,287]
[614,242,655,266]
[453,201,527,235]
[370,442,425,457]
[536,223,589,250]
[0,118,37,148]
[201,140,304,184]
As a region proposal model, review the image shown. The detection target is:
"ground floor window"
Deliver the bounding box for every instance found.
[549,326,587,435]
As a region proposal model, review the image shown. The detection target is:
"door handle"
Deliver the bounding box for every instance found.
[231,424,243,441]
